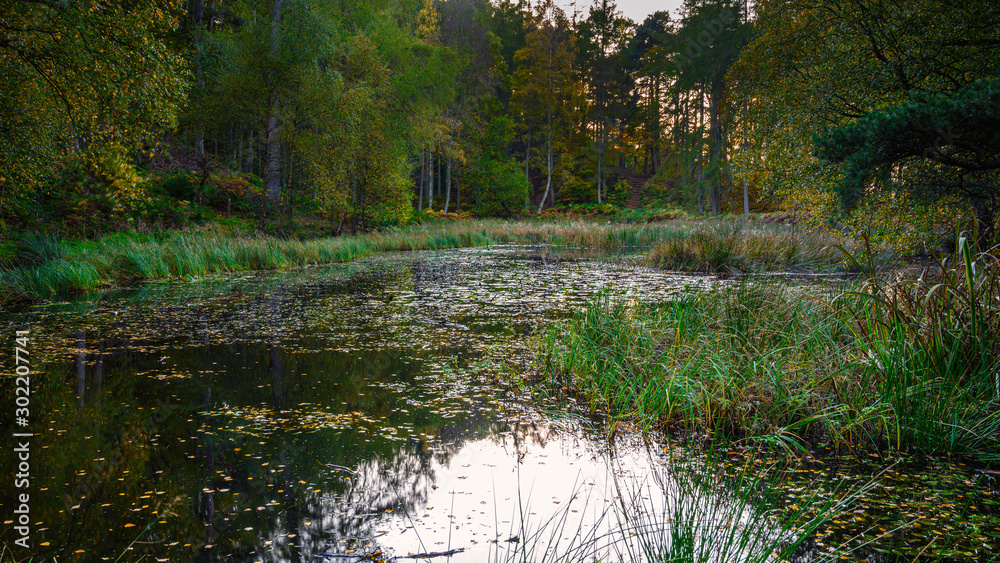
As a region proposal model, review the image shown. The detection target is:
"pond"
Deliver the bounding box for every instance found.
[0,244,997,562]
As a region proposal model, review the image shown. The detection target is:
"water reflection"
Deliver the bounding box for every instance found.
[4,245,987,562]
[2,245,721,561]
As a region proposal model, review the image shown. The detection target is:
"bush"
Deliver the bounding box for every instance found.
[607,178,630,207]
[466,157,530,217]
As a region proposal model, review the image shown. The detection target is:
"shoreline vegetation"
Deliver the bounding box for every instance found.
[0,218,872,305]
[2,219,997,560]
[528,237,1000,461]
[5,217,995,462]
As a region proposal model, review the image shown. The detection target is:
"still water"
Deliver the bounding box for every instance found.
[0,245,725,562]
[1,245,997,562]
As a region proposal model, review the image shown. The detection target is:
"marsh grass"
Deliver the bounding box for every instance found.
[829,236,1000,458]
[0,224,495,303]
[536,238,1000,459]
[647,222,861,273]
[537,283,844,447]
[0,219,859,304]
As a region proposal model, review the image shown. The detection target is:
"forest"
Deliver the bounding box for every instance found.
[2,0,996,248]
[3,2,1000,561]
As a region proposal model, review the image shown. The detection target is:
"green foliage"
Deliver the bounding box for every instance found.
[0,0,188,229]
[607,178,630,207]
[464,113,528,216]
[466,156,529,217]
[815,77,1000,245]
[154,173,262,212]
[4,0,995,251]
[16,232,65,267]
[732,0,1000,243]
[554,170,596,204]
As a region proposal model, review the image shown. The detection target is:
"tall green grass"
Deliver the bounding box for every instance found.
[534,239,1000,459]
[0,225,496,303]
[1,220,859,304]
[829,236,1000,456]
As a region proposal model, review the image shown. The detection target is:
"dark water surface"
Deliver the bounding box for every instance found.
[0,246,716,561]
[1,245,997,562]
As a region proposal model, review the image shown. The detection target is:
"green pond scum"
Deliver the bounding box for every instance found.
[0,245,997,562]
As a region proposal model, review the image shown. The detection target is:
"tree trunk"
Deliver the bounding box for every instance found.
[697,162,704,214]
[538,35,554,215]
[285,146,294,220]
[709,87,722,216]
[264,0,284,204]
[192,0,206,164]
[524,129,531,209]
[444,152,451,213]
[207,0,217,32]
[265,107,281,203]
[538,110,553,215]
[743,178,750,218]
[245,129,254,174]
[597,118,603,204]
[418,150,425,212]
[652,75,661,173]
[972,199,996,250]
[427,149,434,209]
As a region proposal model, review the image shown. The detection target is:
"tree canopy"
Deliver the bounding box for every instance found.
[1,0,996,247]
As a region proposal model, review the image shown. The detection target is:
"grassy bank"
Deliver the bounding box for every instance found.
[0,219,864,305]
[0,224,495,303]
[533,239,1000,460]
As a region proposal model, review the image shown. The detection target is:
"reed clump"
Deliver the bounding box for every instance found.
[536,238,1000,459]
[647,222,853,273]
[489,447,865,563]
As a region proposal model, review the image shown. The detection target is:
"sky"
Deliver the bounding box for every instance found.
[557,0,686,24]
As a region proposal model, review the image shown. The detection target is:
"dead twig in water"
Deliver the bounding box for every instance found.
[399,548,466,559]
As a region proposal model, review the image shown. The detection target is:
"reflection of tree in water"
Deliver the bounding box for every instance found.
[0,249,647,561]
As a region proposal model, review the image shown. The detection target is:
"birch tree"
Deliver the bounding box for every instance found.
[512,0,577,213]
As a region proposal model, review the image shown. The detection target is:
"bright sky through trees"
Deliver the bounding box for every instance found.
[557,0,685,22]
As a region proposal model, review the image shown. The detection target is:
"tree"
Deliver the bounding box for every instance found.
[816,77,1000,247]
[628,11,674,176]
[464,108,529,216]
[731,0,1000,233]
[264,0,284,204]
[512,0,577,213]
[674,0,748,215]
[577,0,634,203]
[0,0,187,229]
